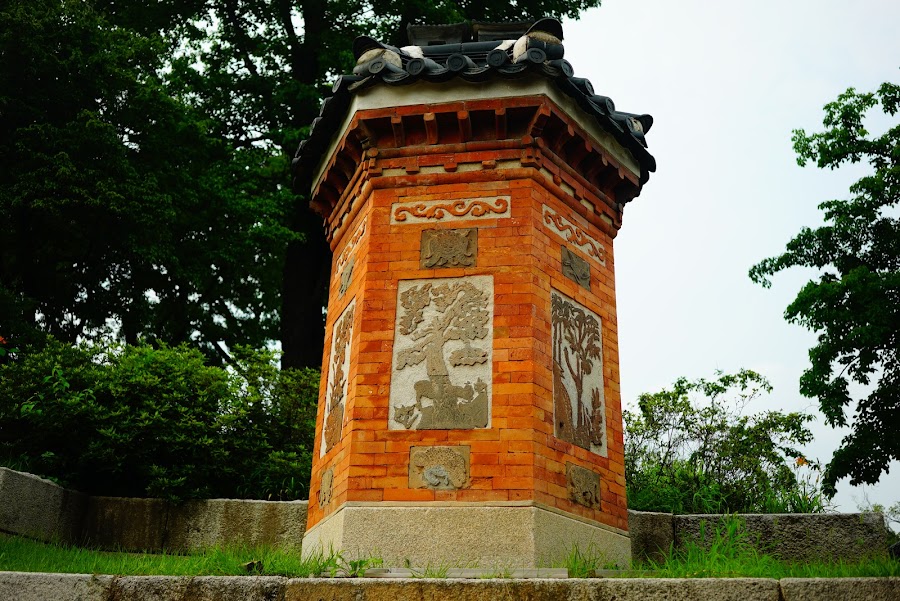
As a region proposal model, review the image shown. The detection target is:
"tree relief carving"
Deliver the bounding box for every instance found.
[551,290,607,455]
[390,276,493,430]
[321,299,355,456]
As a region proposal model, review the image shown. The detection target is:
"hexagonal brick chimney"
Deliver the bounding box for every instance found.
[292,17,655,568]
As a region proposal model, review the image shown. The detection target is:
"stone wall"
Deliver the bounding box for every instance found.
[0,468,307,552]
[0,468,891,562]
[1,573,899,601]
[628,510,892,564]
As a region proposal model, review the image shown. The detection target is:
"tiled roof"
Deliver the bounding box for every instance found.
[292,18,656,193]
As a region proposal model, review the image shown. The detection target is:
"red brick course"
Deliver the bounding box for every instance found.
[305,95,631,534]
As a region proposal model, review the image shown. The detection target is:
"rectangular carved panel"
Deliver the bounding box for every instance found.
[421,228,477,269]
[567,462,601,509]
[391,196,510,224]
[409,446,471,490]
[321,299,355,456]
[551,290,607,456]
[390,276,493,430]
[561,246,590,289]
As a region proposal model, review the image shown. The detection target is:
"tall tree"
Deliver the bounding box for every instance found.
[2,0,603,366]
[159,0,605,368]
[750,81,899,496]
[0,0,295,360]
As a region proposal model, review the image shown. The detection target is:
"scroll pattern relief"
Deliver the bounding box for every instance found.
[409,446,471,490]
[551,290,607,456]
[391,196,511,224]
[561,246,590,289]
[321,299,355,456]
[566,463,601,509]
[542,206,606,265]
[390,276,493,430]
[421,229,477,269]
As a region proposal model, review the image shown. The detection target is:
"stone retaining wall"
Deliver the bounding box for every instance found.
[1,573,898,601]
[0,468,306,552]
[628,510,892,564]
[0,468,891,562]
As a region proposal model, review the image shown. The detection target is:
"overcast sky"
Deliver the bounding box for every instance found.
[562,0,899,513]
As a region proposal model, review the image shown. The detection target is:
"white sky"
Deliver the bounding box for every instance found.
[563,0,899,513]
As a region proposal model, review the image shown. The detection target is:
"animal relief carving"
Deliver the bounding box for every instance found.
[318,467,334,507]
[551,291,607,455]
[322,300,355,455]
[390,276,493,430]
[409,446,471,490]
[566,463,601,509]
[421,229,477,269]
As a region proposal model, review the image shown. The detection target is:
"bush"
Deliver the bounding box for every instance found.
[0,338,318,501]
[625,369,829,514]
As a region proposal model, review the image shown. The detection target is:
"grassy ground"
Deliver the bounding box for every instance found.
[1,532,898,579]
[0,534,320,577]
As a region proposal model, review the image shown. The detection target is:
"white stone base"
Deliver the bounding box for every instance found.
[301,502,630,569]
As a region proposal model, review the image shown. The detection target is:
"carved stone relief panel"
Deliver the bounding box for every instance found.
[561,246,590,289]
[318,467,334,507]
[391,196,511,224]
[339,256,354,296]
[551,290,607,456]
[542,206,606,266]
[390,276,493,430]
[409,446,471,490]
[335,216,367,275]
[334,216,366,297]
[421,229,477,269]
[566,462,601,509]
[321,299,355,456]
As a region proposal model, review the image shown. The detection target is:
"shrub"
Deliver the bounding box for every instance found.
[625,369,829,514]
[0,338,318,501]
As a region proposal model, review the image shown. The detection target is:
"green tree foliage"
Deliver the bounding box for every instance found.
[625,370,827,514]
[0,339,318,501]
[2,0,603,368]
[750,81,899,496]
[0,0,297,360]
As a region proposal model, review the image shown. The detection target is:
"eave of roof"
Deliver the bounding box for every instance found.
[292,18,656,197]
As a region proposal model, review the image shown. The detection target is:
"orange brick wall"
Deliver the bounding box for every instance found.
[306,97,629,533]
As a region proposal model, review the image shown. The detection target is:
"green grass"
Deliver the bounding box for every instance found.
[2,529,898,579]
[632,517,900,579]
[0,534,322,577]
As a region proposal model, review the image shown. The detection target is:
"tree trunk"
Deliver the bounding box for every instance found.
[281,207,330,369]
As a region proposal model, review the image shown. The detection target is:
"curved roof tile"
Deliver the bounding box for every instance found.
[293,18,656,193]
